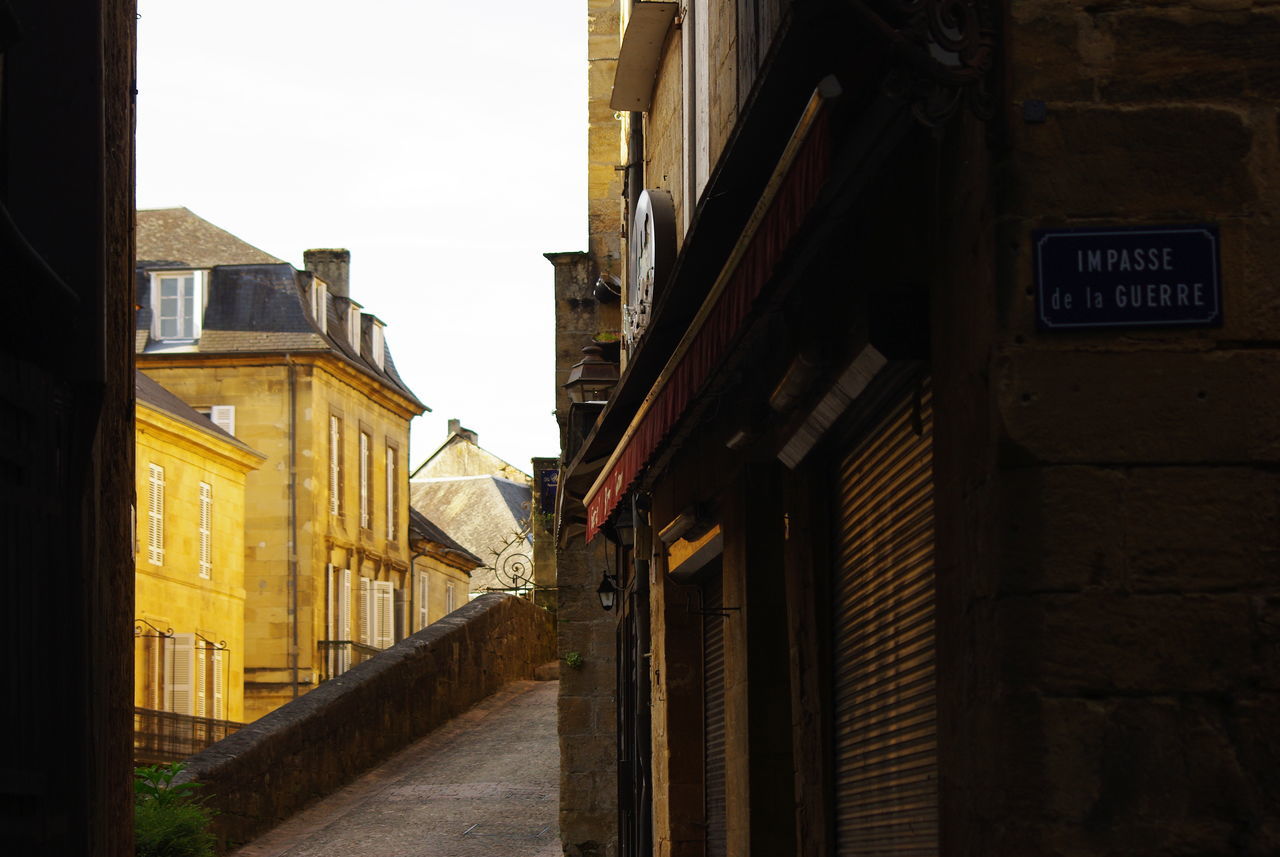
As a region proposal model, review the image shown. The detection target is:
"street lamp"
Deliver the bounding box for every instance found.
[596,571,619,611]
[564,343,619,404]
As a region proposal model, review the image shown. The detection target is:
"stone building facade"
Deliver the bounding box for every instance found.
[555,1,1280,856]
[135,211,427,721]
[134,371,264,728]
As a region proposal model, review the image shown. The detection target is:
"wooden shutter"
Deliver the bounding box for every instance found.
[209,405,235,436]
[166,633,195,715]
[198,482,212,578]
[212,648,224,720]
[359,576,371,645]
[833,380,936,857]
[703,571,727,857]
[147,463,165,565]
[417,572,429,630]
[340,568,352,673]
[194,641,207,718]
[374,580,394,649]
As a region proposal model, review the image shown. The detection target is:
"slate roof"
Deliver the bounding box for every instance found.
[134,370,264,459]
[409,475,533,593]
[134,210,425,410]
[408,507,483,569]
[137,208,284,267]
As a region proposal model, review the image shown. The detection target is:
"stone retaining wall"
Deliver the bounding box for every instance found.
[175,593,555,853]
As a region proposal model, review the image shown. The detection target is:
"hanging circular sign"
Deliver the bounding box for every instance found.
[625,189,675,353]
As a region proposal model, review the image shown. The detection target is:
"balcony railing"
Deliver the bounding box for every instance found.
[134,707,247,765]
[317,639,382,682]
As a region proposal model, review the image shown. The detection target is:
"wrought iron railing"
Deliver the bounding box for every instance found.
[133,707,246,765]
[317,639,382,682]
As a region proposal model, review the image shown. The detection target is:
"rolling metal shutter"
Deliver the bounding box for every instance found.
[704,571,728,857]
[833,380,937,856]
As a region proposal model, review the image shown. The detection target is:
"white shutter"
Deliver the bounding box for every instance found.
[209,405,235,436]
[147,464,165,566]
[416,571,429,630]
[359,576,371,645]
[194,641,207,718]
[374,581,394,649]
[329,416,341,516]
[148,635,163,710]
[198,482,212,578]
[212,648,224,720]
[359,432,370,529]
[166,633,195,715]
[340,568,352,673]
[446,583,456,614]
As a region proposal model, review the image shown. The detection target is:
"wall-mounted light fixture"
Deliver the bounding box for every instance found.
[564,343,620,404]
[596,572,619,611]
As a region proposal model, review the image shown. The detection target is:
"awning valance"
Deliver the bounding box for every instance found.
[585,83,837,540]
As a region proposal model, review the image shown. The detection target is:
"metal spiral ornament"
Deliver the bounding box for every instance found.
[488,523,534,591]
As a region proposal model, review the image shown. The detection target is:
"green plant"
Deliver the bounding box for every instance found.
[563,651,585,669]
[135,763,216,857]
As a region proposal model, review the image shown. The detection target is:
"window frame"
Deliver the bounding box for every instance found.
[329,414,344,517]
[149,269,207,342]
[359,429,372,531]
[385,442,398,542]
[147,463,165,566]
[198,481,212,579]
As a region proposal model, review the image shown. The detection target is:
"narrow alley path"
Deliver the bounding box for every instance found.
[231,680,560,857]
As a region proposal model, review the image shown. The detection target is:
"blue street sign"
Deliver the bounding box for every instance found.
[1033,224,1221,330]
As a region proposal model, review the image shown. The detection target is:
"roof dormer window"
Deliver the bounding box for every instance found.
[347,303,362,350]
[370,320,385,370]
[150,270,207,341]
[311,278,329,333]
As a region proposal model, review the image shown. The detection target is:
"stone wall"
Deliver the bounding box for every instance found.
[937,3,1280,854]
[175,593,555,853]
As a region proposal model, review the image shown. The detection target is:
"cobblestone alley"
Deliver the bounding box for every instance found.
[230,680,560,857]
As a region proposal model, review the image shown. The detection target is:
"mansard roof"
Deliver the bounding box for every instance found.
[134,211,425,411]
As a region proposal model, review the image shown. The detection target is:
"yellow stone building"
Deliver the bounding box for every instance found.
[134,371,264,730]
[134,209,428,721]
[407,507,481,628]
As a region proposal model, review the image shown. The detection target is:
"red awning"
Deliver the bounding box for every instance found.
[585,89,834,540]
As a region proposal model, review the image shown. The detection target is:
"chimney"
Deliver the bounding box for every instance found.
[303,249,350,298]
[447,418,478,444]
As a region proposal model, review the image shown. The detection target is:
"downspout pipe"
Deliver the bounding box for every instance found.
[287,356,300,698]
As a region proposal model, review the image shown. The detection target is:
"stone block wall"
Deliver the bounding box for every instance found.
[175,594,555,853]
[931,3,1280,854]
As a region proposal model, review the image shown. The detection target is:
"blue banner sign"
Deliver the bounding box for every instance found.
[1033,225,1221,330]
[538,467,559,513]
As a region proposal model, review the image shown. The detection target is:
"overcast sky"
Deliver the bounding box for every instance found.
[136,0,587,472]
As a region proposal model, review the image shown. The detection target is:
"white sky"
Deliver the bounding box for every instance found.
[136,0,587,472]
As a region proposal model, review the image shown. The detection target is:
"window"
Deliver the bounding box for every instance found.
[358,577,393,648]
[329,415,343,516]
[373,581,394,649]
[327,565,353,676]
[147,463,165,565]
[165,633,194,714]
[385,445,398,541]
[194,640,224,720]
[415,571,429,630]
[198,482,212,579]
[150,271,205,341]
[681,0,710,228]
[209,406,235,436]
[446,582,456,615]
[348,303,362,349]
[311,279,328,333]
[370,321,385,369]
[359,431,371,529]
